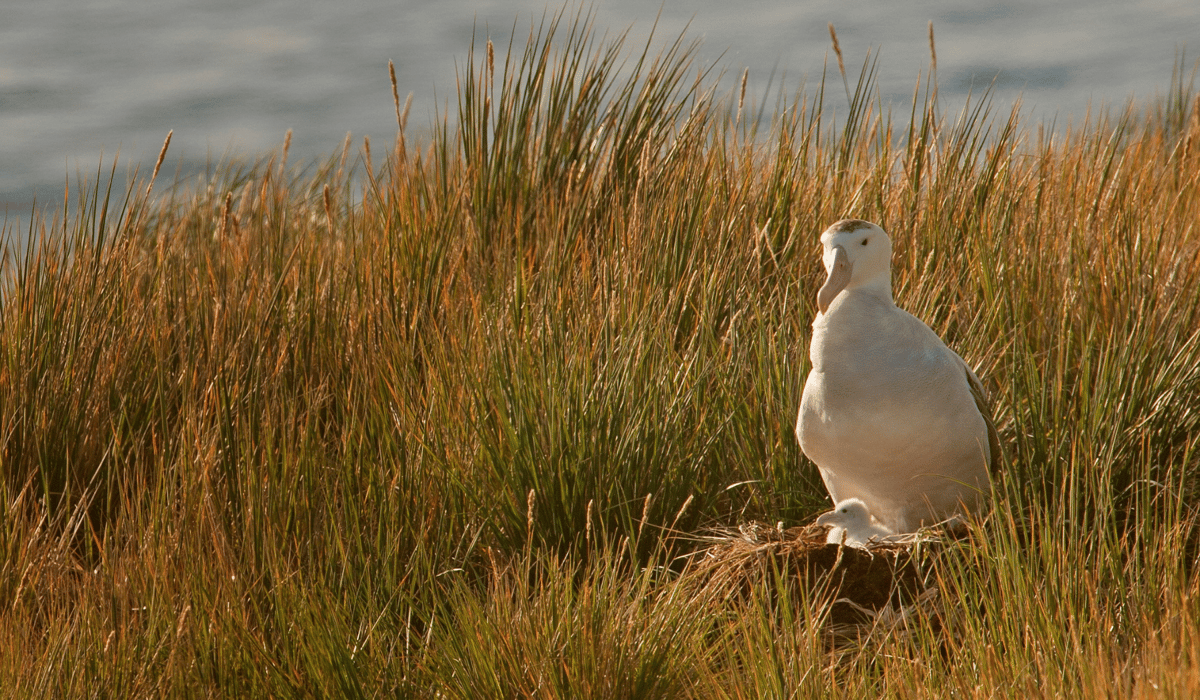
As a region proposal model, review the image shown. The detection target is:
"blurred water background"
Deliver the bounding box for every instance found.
[1,0,1197,223]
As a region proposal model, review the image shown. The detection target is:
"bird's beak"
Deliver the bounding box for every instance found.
[815,511,836,526]
[817,245,852,314]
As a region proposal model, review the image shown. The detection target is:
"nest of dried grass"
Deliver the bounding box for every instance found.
[681,520,945,643]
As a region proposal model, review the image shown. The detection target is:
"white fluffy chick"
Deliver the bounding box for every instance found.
[816,498,897,548]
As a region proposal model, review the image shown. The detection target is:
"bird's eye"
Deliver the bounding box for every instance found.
[860,239,869,246]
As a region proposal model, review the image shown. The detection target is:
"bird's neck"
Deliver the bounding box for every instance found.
[846,276,894,304]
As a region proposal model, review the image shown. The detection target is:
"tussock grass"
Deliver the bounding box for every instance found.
[2,7,1199,696]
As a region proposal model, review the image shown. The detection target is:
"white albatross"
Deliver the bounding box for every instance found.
[816,498,897,547]
[796,219,1001,534]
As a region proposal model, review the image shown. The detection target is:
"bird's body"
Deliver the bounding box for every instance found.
[816,498,896,547]
[797,220,999,534]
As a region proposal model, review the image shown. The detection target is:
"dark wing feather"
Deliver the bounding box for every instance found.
[964,366,1003,475]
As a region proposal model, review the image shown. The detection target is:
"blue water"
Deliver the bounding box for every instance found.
[1,0,1197,217]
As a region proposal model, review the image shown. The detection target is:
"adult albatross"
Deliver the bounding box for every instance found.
[796,219,1001,534]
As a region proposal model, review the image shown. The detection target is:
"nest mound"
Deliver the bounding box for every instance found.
[683,521,944,638]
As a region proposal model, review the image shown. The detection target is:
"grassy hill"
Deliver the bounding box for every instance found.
[2,11,1198,697]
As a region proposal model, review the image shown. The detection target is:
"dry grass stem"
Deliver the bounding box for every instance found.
[928,21,937,73]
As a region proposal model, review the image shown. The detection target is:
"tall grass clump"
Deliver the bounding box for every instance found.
[2,6,1199,696]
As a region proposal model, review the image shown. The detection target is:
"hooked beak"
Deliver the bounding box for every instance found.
[815,511,838,527]
[816,245,852,314]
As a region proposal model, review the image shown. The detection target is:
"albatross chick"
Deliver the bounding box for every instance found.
[816,498,897,547]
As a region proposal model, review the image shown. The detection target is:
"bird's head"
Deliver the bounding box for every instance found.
[815,497,873,528]
[816,219,893,313]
